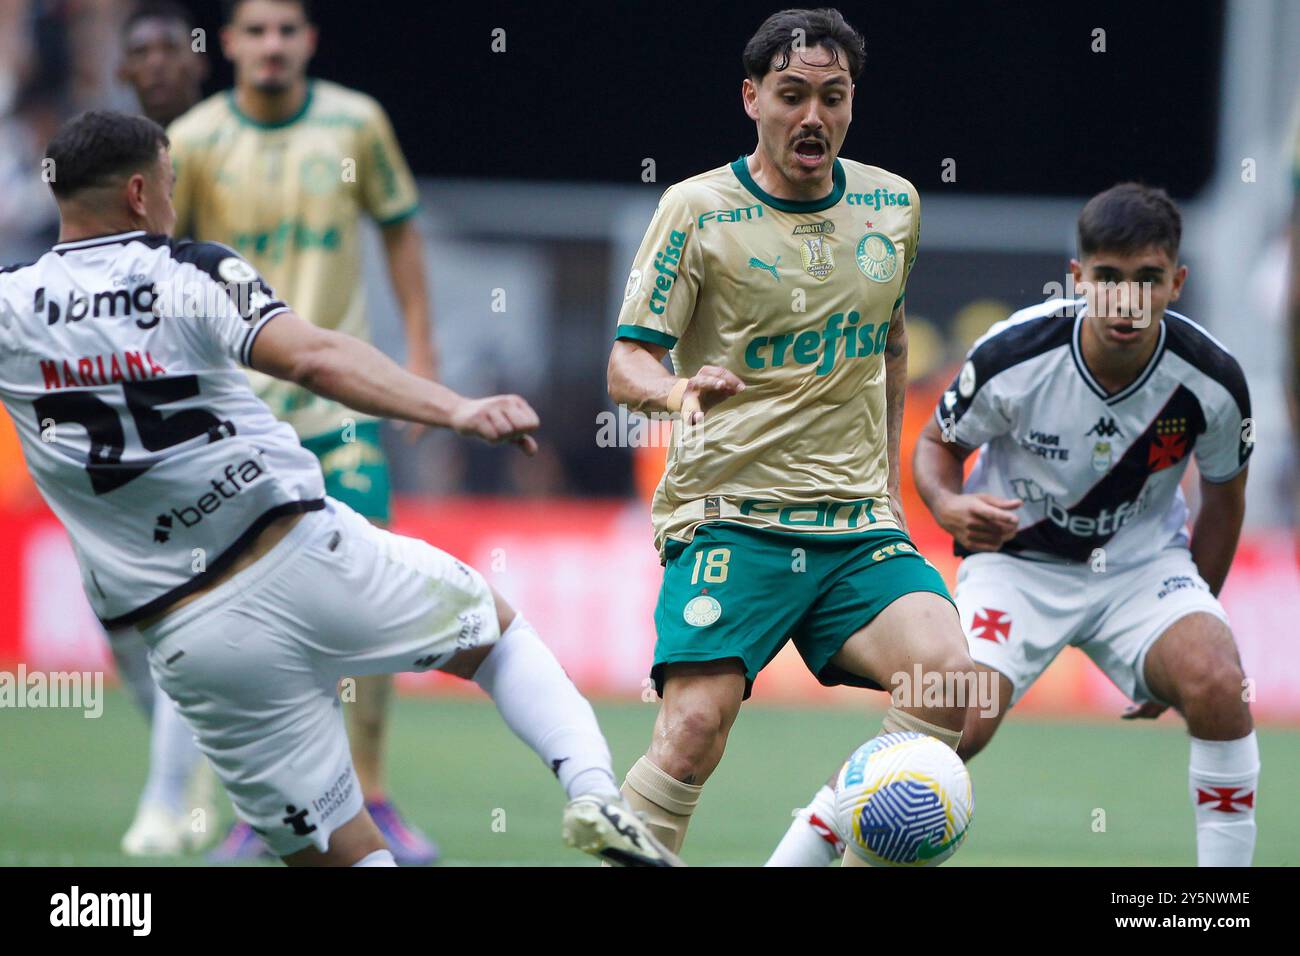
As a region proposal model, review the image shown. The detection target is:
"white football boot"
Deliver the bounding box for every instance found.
[121,803,187,857]
[562,795,685,867]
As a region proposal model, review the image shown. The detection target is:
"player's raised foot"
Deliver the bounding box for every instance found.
[207,820,274,862]
[562,795,684,867]
[121,803,188,857]
[366,799,440,866]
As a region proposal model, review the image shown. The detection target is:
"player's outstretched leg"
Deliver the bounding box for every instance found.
[619,662,747,857]
[765,767,845,867]
[441,593,682,867]
[111,626,213,857]
[1141,613,1258,866]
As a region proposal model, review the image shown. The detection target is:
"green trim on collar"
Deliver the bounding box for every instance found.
[730,154,846,213]
[226,80,315,130]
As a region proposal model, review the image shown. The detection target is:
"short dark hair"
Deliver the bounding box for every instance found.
[124,0,194,37]
[1077,182,1182,260]
[44,110,169,199]
[221,0,313,25]
[743,8,866,82]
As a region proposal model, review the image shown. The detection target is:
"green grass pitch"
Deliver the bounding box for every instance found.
[1,689,1295,866]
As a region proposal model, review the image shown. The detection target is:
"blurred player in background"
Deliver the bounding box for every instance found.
[775,184,1259,866]
[166,0,439,863]
[119,1,208,127]
[114,0,216,859]
[607,8,975,861]
[0,109,677,868]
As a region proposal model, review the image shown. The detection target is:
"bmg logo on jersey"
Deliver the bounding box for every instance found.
[30,275,269,329]
[744,311,889,375]
[153,457,266,543]
[33,282,158,327]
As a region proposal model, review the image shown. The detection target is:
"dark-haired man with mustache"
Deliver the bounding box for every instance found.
[606,8,974,861]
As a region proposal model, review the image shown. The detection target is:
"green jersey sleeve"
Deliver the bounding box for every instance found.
[359,101,420,227]
[614,185,702,349]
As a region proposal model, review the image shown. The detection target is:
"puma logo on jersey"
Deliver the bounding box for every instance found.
[744,312,889,376]
[748,255,781,281]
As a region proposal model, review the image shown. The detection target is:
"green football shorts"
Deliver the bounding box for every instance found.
[300,419,392,524]
[652,522,954,699]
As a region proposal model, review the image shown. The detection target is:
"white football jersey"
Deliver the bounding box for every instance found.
[935,298,1251,565]
[0,230,325,627]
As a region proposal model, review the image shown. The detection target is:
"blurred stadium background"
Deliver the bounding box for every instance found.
[1,0,1299,865]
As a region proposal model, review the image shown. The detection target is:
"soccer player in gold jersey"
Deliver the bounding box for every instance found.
[607,8,976,862]
[167,0,438,863]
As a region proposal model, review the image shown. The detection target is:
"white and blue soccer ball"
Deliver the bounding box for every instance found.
[834,731,973,867]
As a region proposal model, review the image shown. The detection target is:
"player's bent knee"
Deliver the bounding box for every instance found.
[439,642,495,681]
[656,703,727,771]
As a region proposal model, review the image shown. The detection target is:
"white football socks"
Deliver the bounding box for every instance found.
[473,615,620,800]
[765,783,845,867]
[1188,731,1259,867]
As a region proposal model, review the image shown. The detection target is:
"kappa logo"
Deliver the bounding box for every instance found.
[1086,416,1122,438]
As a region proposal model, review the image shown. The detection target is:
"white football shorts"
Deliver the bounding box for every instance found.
[138,497,500,856]
[955,545,1229,708]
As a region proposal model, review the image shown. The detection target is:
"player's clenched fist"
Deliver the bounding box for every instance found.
[450,395,540,455]
[670,366,746,425]
[936,493,1022,552]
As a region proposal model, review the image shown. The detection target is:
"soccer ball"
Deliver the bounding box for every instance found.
[834,731,973,867]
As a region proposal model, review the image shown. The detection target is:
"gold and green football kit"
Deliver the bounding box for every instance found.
[615,156,952,695]
[169,79,420,520]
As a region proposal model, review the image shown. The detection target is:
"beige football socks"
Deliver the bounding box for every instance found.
[621,755,703,854]
[881,705,964,752]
